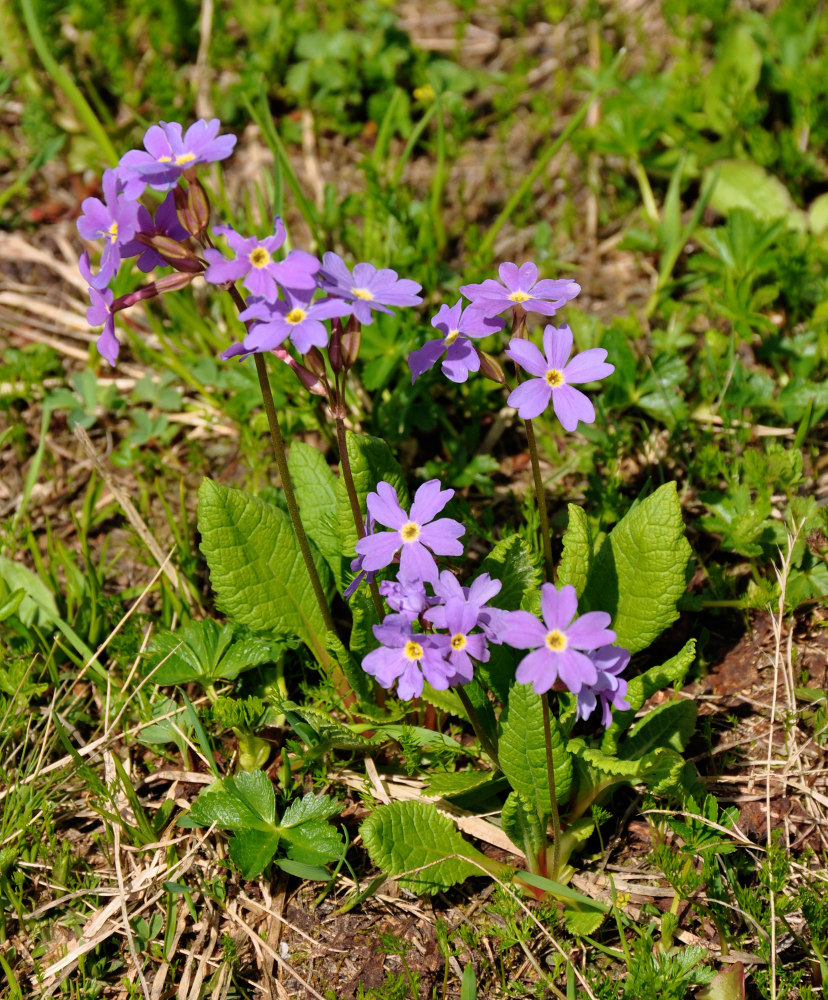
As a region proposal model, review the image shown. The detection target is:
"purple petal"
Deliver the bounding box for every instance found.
[540,584,578,633]
[505,338,548,377]
[542,325,573,371]
[442,339,479,382]
[397,660,426,700]
[552,384,595,431]
[409,339,448,383]
[563,349,614,384]
[366,482,406,530]
[354,531,402,572]
[556,647,598,693]
[501,611,548,649]
[507,378,551,420]
[566,612,615,650]
[417,518,465,556]
[409,480,454,524]
[399,541,439,584]
[515,647,557,694]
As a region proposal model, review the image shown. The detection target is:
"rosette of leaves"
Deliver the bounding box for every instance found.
[145,618,284,688]
[207,695,277,772]
[182,769,344,880]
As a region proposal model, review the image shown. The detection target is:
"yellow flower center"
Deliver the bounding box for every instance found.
[285,308,306,325]
[351,286,374,301]
[175,152,196,166]
[545,369,564,388]
[509,290,531,303]
[450,633,467,651]
[404,640,424,661]
[158,155,173,163]
[444,329,460,346]
[107,220,119,241]
[545,630,568,652]
[400,522,420,543]
[250,247,271,269]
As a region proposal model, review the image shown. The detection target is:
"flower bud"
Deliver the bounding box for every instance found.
[477,349,505,384]
[173,180,211,238]
[284,357,328,397]
[329,318,344,374]
[304,347,327,379]
[144,234,204,272]
[342,314,361,369]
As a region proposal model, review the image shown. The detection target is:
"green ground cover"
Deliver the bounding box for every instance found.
[1,0,827,997]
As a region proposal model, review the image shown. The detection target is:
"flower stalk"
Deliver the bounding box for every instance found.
[541,692,563,880]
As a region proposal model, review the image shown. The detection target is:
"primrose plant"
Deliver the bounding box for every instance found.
[80,118,698,914]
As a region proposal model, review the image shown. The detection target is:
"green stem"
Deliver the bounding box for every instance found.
[541,693,563,880]
[456,686,499,769]
[253,353,337,635]
[524,417,554,580]
[19,0,119,165]
[334,382,385,621]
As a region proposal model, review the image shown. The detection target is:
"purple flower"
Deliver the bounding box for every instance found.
[460,262,580,322]
[378,573,433,620]
[76,169,140,288]
[204,219,320,301]
[318,252,423,324]
[80,252,119,365]
[119,119,237,195]
[343,514,376,600]
[354,480,465,585]
[119,191,190,272]
[576,645,631,728]
[501,583,616,695]
[431,600,491,686]
[425,570,505,643]
[225,289,351,358]
[506,325,614,429]
[409,299,504,384]
[362,615,453,700]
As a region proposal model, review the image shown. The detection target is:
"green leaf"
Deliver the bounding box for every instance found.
[697,963,746,1000]
[499,682,572,820]
[276,858,333,881]
[420,682,467,719]
[569,740,686,793]
[197,478,330,665]
[706,160,807,231]
[480,534,541,610]
[188,780,270,833]
[288,441,344,587]
[361,800,493,895]
[620,699,697,760]
[147,619,278,685]
[425,770,495,799]
[809,193,828,235]
[601,639,696,753]
[281,792,341,828]
[229,830,282,878]
[501,791,544,861]
[558,505,592,598]
[562,904,606,937]
[702,25,762,134]
[284,821,344,864]
[580,483,691,654]
[335,432,407,562]
[0,555,58,627]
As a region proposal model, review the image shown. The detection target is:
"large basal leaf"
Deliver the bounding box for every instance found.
[619,698,697,760]
[499,682,572,821]
[705,160,806,231]
[288,441,344,588]
[601,639,696,753]
[197,478,330,665]
[0,554,58,627]
[335,431,407,561]
[361,800,492,895]
[569,739,686,793]
[557,504,592,598]
[501,791,544,863]
[480,534,541,611]
[580,483,691,654]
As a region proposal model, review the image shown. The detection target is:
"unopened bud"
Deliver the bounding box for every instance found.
[174,181,211,238]
[477,349,505,384]
[155,272,199,294]
[342,314,361,369]
[145,234,203,272]
[304,347,327,379]
[282,355,328,397]
[113,271,195,311]
[329,318,344,373]
[510,305,527,338]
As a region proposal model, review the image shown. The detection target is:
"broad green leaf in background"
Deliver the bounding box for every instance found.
[601,639,696,753]
[499,682,572,819]
[424,770,495,799]
[361,800,500,895]
[705,160,807,231]
[288,441,344,588]
[619,698,697,760]
[197,479,331,665]
[702,25,762,134]
[501,791,545,868]
[557,505,593,598]
[480,533,541,611]
[335,431,407,561]
[0,554,58,627]
[146,618,279,686]
[580,483,691,654]
[569,739,686,795]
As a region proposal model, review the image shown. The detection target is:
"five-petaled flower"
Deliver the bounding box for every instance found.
[76,168,140,289]
[425,570,505,642]
[408,299,504,384]
[461,262,580,322]
[120,191,190,273]
[506,324,614,429]
[226,288,352,357]
[501,583,617,695]
[354,480,465,585]
[362,616,453,700]
[318,252,423,324]
[118,119,237,197]
[203,219,320,301]
[431,600,490,686]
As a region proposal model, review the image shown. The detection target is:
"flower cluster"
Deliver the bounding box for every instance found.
[77,119,423,369]
[353,479,628,723]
